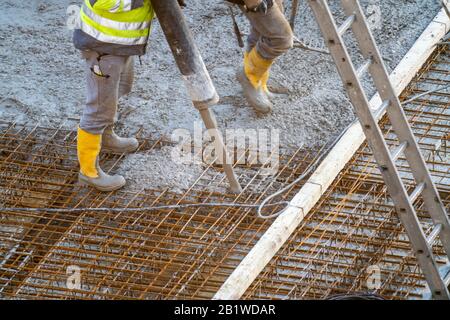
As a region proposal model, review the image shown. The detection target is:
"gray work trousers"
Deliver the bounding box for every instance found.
[79,51,134,135]
[243,0,293,60]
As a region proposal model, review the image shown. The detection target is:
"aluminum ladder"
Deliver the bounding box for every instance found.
[306,0,450,299]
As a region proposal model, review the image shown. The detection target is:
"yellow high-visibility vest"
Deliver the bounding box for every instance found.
[79,0,154,46]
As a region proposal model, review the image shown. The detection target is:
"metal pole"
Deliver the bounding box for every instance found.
[150,0,242,193]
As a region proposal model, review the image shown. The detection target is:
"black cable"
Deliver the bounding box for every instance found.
[324,292,386,300]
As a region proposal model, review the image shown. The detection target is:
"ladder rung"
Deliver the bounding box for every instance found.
[390,142,407,162]
[338,14,356,36]
[373,99,390,120]
[445,272,450,287]
[356,58,372,78]
[410,182,425,203]
[427,224,442,246]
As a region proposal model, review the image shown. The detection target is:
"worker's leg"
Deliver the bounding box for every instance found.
[237,0,293,114]
[77,51,127,192]
[118,56,135,98]
[80,51,125,135]
[245,0,293,60]
[244,1,287,53]
[246,25,260,53]
[257,0,290,95]
[103,55,139,154]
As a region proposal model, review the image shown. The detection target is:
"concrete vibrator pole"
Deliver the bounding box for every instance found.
[150,0,242,194]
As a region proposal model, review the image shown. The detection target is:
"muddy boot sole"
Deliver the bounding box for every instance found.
[78,173,126,192]
[236,68,273,114]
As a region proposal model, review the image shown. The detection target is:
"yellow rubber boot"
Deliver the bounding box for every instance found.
[77,127,125,192]
[261,68,274,98]
[245,51,270,94]
[237,48,274,114]
[244,50,273,97]
[244,48,273,89]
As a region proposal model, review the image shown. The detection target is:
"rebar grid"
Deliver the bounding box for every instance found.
[242,45,450,300]
[1,45,448,301]
[0,119,321,299]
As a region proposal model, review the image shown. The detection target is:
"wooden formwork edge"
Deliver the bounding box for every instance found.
[214,9,450,300]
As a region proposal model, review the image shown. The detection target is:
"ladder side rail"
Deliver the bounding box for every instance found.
[307,0,450,299]
[341,0,450,260]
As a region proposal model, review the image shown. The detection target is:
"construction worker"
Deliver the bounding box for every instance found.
[73,0,184,192]
[73,0,154,192]
[228,0,293,114]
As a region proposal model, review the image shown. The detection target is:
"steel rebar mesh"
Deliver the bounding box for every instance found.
[0,118,321,299]
[1,44,448,301]
[242,45,450,300]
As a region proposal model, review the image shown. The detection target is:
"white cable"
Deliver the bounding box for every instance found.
[0,201,289,214]
[401,83,450,105]
[0,121,355,219]
[257,121,355,219]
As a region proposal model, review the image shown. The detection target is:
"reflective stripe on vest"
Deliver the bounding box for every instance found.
[80,0,153,46]
[109,0,133,13]
[109,0,122,13]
